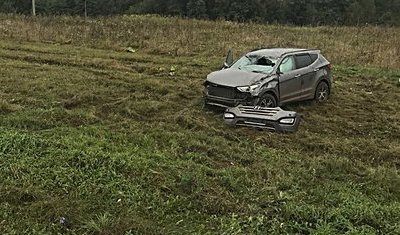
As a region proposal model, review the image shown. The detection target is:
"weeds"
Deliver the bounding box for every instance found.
[0,15,400,68]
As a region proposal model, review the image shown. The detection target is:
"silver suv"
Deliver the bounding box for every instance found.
[203,48,332,108]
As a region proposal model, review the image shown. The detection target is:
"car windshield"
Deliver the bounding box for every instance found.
[231,55,277,74]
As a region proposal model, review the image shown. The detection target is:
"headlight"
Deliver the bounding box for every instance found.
[279,118,295,125]
[224,113,235,119]
[237,86,249,92]
[237,84,260,93]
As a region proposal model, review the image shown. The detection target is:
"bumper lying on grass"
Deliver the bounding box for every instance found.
[224,105,300,133]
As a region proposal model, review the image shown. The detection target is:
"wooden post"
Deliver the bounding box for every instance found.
[32,0,36,16]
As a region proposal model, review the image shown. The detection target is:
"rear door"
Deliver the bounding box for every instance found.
[278,55,303,103]
[294,53,316,97]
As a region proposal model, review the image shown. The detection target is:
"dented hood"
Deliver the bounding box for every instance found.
[206,68,268,87]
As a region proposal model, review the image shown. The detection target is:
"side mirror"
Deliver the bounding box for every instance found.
[224,49,233,68]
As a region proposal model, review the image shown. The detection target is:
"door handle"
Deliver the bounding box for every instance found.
[294,74,301,78]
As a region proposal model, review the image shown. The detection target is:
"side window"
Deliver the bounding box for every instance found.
[310,53,318,63]
[279,56,296,73]
[295,54,312,69]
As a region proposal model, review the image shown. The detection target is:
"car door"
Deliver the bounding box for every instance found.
[294,53,316,98]
[278,55,302,103]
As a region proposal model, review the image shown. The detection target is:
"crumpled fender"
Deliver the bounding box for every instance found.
[251,78,279,99]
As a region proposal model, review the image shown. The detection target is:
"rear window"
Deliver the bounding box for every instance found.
[295,54,312,69]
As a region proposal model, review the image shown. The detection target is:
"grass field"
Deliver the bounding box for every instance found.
[0,15,400,234]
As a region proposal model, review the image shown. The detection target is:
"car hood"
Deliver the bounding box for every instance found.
[207,68,269,87]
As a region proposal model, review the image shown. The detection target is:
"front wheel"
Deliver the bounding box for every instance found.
[257,93,277,108]
[315,81,330,103]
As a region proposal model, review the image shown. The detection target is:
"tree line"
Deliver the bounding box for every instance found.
[1,0,399,26]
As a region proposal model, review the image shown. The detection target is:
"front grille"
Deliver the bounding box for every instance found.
[207,84,236,99]
[239,106,280,116]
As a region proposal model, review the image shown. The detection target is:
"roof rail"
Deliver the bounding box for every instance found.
[249,48,321,56]
[281,48,320,56]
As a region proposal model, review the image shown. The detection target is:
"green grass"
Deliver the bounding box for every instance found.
[0,15,400,234]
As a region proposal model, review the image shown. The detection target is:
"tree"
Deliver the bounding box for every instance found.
[206,0,229,20]
[0,0,31,14]
[286,0,308,25]
[187,0,207,19]
[0,0,399,26]
[359,0,376,23]
[165,0,186,16]
[346,0,376,25]
[0,0,17,13]
[346,1,363,25]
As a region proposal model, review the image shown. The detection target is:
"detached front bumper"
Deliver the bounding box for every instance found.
[224,105,300,133]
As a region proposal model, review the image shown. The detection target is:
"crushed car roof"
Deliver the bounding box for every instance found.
[247,48,318,58]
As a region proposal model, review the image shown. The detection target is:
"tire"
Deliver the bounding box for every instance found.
[257,93,277,108]
[315,81,330,103]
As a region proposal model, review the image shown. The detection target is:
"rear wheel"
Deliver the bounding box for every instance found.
[257,93,277,108]
[315,81,330,102]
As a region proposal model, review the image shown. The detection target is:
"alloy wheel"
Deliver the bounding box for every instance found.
[316,83,329,102]
[258,94,277,108]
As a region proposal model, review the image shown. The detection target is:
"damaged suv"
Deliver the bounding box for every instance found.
[203,48,332,108]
